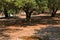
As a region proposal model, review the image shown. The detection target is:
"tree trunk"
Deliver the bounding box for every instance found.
[26,10,33,22]
[26,13,29,21]
[26,13,31,21]
[4,8,9,18]
[51,8,58,17]
[51,12,56,17]
[41,9,44,13]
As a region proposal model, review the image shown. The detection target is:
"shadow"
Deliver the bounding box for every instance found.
[0,24,22,40]
[0,16,23,40]
[0,14,60,40]
[31,16,60,25]
[0,27,10,40]
[0,16,20,19]
[34,26,60,40]
[0,15,60,27]
[56,13,60,18]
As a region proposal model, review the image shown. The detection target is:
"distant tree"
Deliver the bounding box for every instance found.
[48,0,60,17]
[0,0,20,18]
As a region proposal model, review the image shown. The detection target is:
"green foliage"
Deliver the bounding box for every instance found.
[35,0,48,13]
[47,0,60,17]
[0,0,60,15]
[48,0,60,10]
[0,0,19,13]
[21,1,37,21]
[0,0,36,14]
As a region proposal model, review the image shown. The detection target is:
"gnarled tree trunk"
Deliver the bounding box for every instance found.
[25,11,32,21]
[4,8,9,18]
[51,7,58,17]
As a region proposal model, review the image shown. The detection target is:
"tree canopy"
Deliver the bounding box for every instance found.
[0,0,60,19]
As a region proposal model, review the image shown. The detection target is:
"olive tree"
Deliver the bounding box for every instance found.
[0,0,20,18]
[48,0,60,17]
[19,0,36,21]
[22,2,36,21]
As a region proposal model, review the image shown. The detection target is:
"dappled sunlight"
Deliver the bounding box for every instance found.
[0,23,47,40]
[0,13,60,27]
[0,0,60,40]
[0,12,60,40]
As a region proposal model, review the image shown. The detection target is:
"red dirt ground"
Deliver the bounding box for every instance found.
[0,11,60,40]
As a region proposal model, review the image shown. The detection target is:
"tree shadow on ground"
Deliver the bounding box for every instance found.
[31,16,58,24]
[34,25,60,40]
[0,15,60,27]
[0,16,23,38]
[56,13,60,18]
[0,27,10,40]
[0,14,60,40]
